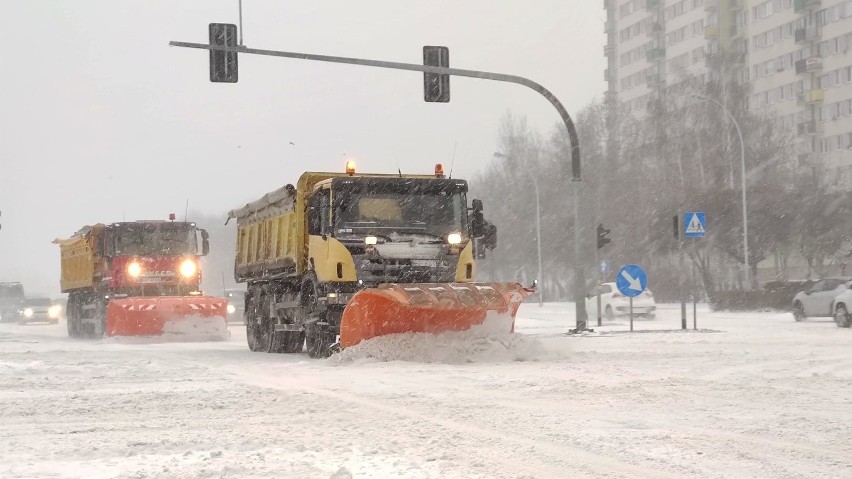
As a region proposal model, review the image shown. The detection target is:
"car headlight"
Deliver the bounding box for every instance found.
[127,261,142,278]
[227,304,236,314]
[179,259,198,278]
[365,236,378,246]
[49,305,62,318]
[23,308,34,318]
[447,233,462,245]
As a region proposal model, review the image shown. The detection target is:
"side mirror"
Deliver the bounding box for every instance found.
[483,222,497,250]
[201,229,210,256]
[470,199,485,237]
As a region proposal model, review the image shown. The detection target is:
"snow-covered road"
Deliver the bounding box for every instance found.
[1,305,850,478]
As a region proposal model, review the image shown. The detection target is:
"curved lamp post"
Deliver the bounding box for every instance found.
[693,94,750,289]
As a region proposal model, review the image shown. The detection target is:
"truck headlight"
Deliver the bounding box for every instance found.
[227,304,236,314]
[23,308,34,318]
[447,233,462,245]
[179,259,198,278]
[127,261,142,278]
[49,305,62,318]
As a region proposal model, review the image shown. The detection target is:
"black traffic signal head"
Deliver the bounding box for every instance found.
[209,23,239,83]
[423,46,450,103]
[597,223,611,249]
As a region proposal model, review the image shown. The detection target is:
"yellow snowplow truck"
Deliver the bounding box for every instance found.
[227,162,533,358]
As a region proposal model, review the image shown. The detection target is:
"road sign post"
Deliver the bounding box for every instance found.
[684,212,706,330]
[597,260,609,327]
[616,264,647,332]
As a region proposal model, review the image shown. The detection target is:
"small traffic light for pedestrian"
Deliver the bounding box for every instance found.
[597,223,611,249]
[423,46,450,103]
[209,23,238,83]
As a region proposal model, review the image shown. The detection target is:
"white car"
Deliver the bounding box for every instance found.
[792,277,852,322]
[585,282,656,321]
[831,289,852,328]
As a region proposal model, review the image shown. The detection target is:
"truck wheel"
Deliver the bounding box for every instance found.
[793,302,806,322]
[246,288,271,352]
[307,324,334,359]
[835,305,851,328]
[66,294,80,338]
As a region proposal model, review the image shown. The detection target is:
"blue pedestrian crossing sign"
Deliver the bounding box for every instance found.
[684,212,706,238]
[616,264,647,298]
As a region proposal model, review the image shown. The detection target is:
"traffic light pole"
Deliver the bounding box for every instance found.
[168,40,588,331]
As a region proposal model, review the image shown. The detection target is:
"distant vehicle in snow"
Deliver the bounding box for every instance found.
[224,289,245,323]
[830,288,852,328]
[18,297,61,325]
[791,277,852,322]
[0,282,26,323]
[585,282,656,320]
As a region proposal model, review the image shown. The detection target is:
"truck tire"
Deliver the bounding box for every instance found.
[245,286,271,352]
[298,277,333,358]
[306,323,335,359]
[84,296,107,339]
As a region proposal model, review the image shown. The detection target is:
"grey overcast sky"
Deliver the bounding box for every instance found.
[0,1,605,296]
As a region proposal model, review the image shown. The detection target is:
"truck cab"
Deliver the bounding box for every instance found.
[101,221,210,296]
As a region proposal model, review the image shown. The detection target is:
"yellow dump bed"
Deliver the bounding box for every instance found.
[54,224,103,293]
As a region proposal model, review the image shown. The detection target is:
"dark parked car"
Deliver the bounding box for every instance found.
[0,282,26,323]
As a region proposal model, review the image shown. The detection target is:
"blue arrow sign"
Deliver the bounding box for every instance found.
[616,264,647,298]
[684,212,706,238]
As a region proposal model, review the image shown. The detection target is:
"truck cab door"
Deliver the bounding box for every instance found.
[307,188,331,271]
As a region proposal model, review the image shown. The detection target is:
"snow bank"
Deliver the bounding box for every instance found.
[330,316,556,365]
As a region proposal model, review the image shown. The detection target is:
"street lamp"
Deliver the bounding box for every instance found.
[693,94,750,289]
[493,152,544,306]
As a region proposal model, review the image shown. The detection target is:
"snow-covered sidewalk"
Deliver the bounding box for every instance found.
[1,304,849,478]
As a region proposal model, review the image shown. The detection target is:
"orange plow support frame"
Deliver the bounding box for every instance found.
[339,282,534,348]
[105,296,229,337]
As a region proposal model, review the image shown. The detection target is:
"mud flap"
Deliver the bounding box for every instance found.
[106,296,229,338]
[339,283,533,349]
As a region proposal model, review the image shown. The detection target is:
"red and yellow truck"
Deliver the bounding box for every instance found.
[55,219,227,338]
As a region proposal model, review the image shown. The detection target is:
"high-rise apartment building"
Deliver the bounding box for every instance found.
[604,0,852,189]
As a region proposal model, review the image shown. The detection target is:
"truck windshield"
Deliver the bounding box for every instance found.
[113,223,198,256]
[335,190,466,240]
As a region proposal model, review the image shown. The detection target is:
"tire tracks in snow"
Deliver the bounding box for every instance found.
[218,363,686,479]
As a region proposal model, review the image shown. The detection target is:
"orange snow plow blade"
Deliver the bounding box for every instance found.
[105,296,229,338]
[339,282,534,348]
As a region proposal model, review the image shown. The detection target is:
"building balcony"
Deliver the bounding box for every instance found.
[604,44,614,57]
[705,25,720,38]
[646,47,666,62]
[794,0,822,13]
[794,26,820,44]
[646,22,663,37]
[795,56,823,74]
[705,0,719,11]
[645,0,661,9]
[604,21,614,34]
[798,89,824,104]
[797,120,819,136]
